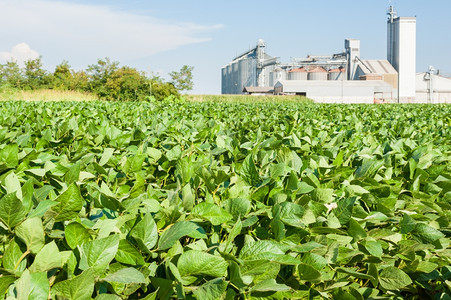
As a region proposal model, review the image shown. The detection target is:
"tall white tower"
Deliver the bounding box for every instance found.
[387,6,416,103]
[345,39,360,80]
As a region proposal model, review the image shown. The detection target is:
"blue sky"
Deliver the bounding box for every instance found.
[0,0,450,94]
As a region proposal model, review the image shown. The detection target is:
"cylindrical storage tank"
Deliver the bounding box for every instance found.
[288,67,307,80]
[328,67,347,80]
[269,68,287,86]
[307,66,328,80]
[269,71,277,86]
[221,67,227,94]
[239,59,247,92]
[231,62,239,94]
[226,64,232,93]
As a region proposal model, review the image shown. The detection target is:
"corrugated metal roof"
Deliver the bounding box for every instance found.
[359,60,397,75]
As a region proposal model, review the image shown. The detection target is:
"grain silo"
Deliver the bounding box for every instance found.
[269,67,287,86]
[308,66,328,80]
[221,39,279,94]
[288,67,308,80]
[328,67,346,80]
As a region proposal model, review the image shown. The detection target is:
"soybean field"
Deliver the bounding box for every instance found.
[0,100,449,299]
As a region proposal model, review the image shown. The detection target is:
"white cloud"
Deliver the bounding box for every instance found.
[0,43,40,65]
[0,0,223,68]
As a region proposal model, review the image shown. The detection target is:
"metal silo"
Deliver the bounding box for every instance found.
[238,59,245,92]
[307,66,328,80]
[328,67,346,80]
[232,62,239,94]
[225,64,232,93]
[221,67,227,94]
[269,68,287,86]
[288,67,308,80]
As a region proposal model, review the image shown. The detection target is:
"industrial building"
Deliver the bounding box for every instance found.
[221,6,451,104]
[221,39,278,95]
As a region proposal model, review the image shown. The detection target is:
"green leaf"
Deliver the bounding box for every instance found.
[224,197,251,219]
[5,171,22,200]
[3,239,27,272]
[298,263,321,282]
[25,168,46,177]
[29,200,58,218]
[331,288,361,300]
[335,197,356,225]
[0,275,16,296]
[52,268,95,300]
[48,183,84,222]
[336,267,376,281]
[99,148,115,166]
[95,295,122,300]
[115,239,145,265]
[150,277,174,299]
[379,267,412,290]
[193,278,228,300]
[412,223,445,244]
[368,263,379,287]
[65,162,81,184]
[79,235,120,273]
[29,241,62,273]
[251,278,290,292]
[241,260,280,284]
[348,218,367,241]
[158,221,204,250]
[0,143,18,168]
[312,188,334,203]
[239,240,285,260]
[298,181,315,194]
[273,202,305,228]
[242,154,259,186]
[363,240,383,257]
[355,159,384,179]
[0,193,27,229]
[130,214,158,252]
[103,267,146,284]
[301,253,327,271]
[16,270,50,300]
[15,217,45,254]
[192,202,233,226]
[177,250,228,284]
[65,222,92,249]
[400,214,416,234]
[225,218,242,253]
[181,183,194,211]
[414,261,438,273]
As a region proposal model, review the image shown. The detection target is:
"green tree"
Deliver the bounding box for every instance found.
[86,58,119,98]
[69,70,89,92]
[151,80,180,101]
[105,67,150,101]
[52,60,72,90]
[23,57,49,90]
[169,65,194,92]
[0,61,24,88]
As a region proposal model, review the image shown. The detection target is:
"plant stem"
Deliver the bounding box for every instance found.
[14,249,30,270]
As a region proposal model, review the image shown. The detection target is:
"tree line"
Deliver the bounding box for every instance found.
[0,57,194,101]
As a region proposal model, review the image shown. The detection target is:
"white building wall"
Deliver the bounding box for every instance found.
[274,80,393,104]
[416,73,451,104]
